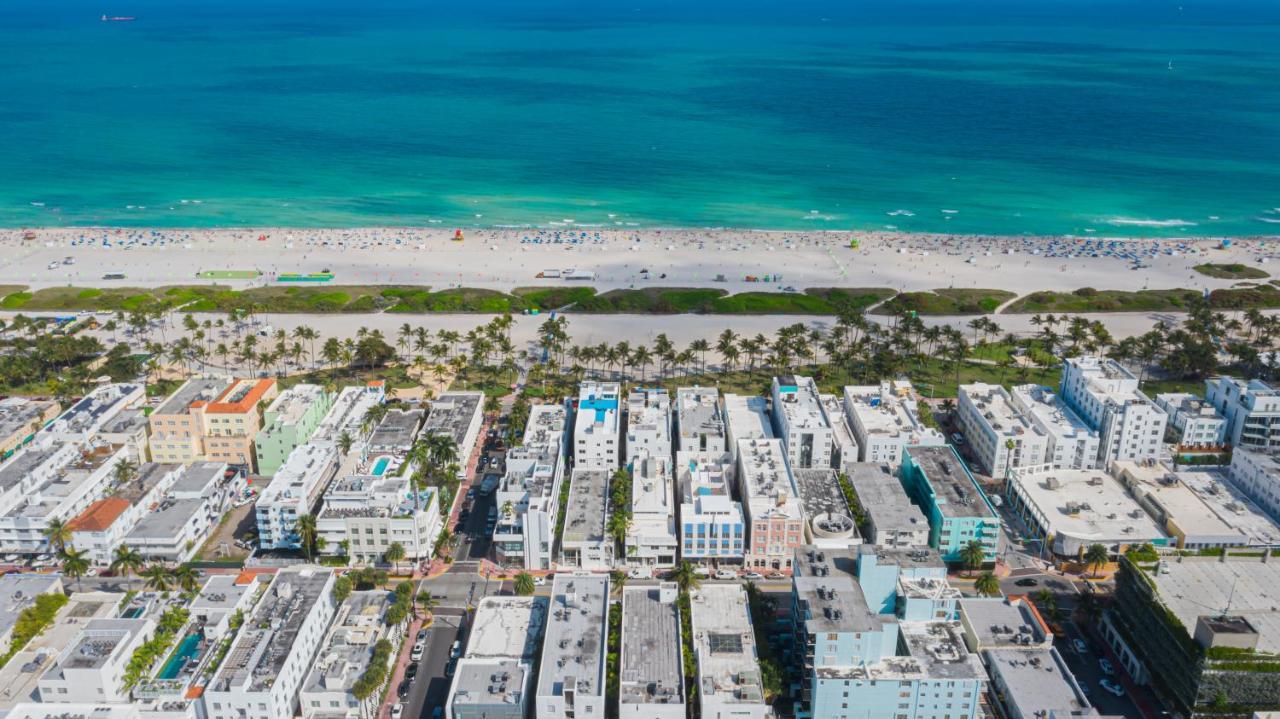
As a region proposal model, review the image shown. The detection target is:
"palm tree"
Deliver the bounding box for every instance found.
[416,591,437,620]
[974,571,1001,597]
[174,565,201,593]
[1084,543,1110,577]
[60,548,90,591]
[143,563,174,592]
[337,430,354,456]
[112,457,138,487]
[1034,588,1059,620]
[513,572,535,596]
[109,546,145,591]
[385,542,406,574]
[671,560,701,594]
[960,540,986,577]
[43,518,72,554]
[296,514,318,560]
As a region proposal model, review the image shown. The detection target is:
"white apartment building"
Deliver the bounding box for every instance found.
[619,584,685,719]
[37,618,155,704]
[422,391,485,479]
[627,456,678,568]
[536,574,610,719]
[494,404,568,570]
[0,439,130,555]
[40,384,145,443]
[723,393,773,463]
[625,388,671,463]
[1009,384,1100,470]
[771,375,833,470]
[689,584,772,719]
[68,462,187,565]
[445,596,548,719]
[256,441,340,550]
[819,393,860,473]
[318,475,441,563]
[676,387,726,453]
[677,451,746,565]
[1228,447,1280,521]
[300,591,398,719]
[736,438,804,570]
[574,382,621,470]
[205,568,337,719]
[1205,376,1280,449]
[958,383,1049,477]
[125,462,238,563]
[1059,356,1167,464]
[843,381,945,466]
[1155,392,1228,448]
[311,383,387,449]
[560,469,612,571]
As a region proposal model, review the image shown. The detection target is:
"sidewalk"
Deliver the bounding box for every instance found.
[379,616,423,719]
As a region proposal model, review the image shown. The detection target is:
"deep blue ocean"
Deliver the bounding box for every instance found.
[2,0,1279,234]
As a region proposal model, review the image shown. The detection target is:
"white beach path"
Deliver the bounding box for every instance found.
[2,226,1275,295]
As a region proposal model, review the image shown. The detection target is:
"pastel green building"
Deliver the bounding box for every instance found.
[254,384,334,475]
[900,445,1002,564]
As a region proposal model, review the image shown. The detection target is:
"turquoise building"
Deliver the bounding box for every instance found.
[254,384,334,475]
[900,446,1001,564]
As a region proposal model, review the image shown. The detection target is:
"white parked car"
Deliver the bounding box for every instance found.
[1099,679,1124,697]
[742,572,765,581]
[410,642,424,661]
[390,704,403,719]
[1072,639,1088,653]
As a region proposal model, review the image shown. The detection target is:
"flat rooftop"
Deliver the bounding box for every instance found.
[1115,461,1247,543]
[423,391,482,447]
[962,383,1041,439]
[191,574,254,616]
[792,468,855,529]
[0,398,57,440]
[311,385,384,444]
[154,378,229,417]
[263,384,326,426]
[1150,556,1280,654]
[690,584,765,705]
[675,386,724,441]
[467,597,548,660]
[958,597,1050,650]
[844,382,936,439]
[576,381,620,435]
[820,620,983,681]
[736,438,802,519]
[55,619,142,671]
[723,393,773,441]
[367,409,423,453]
[303,591,390,695]
[43,384,142,436]
[1176,468,1280,546]
[793,546,880,635]
[3,442,122,520]
[258,441,336,505]
[537,574,608,701]
[211,567,332,693]
[126,497,204,541]
[0,574,62,636]
[907,446,997,520]
[563,469,608,546]
[987,648,1090,716]
[171,461,228,496]
[451,658,531,712]
[844,463,927,536]
[1011,466,1166,544]
[620,585,683,708]
[858,544,948,572]
[1010,384,1097,439]
[773,375,829,430]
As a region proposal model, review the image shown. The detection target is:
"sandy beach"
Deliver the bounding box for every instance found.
[2,227,1277,296]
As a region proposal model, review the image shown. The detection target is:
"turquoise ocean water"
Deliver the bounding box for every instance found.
[2,0,1279,235]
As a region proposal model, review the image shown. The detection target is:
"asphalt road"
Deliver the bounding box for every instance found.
[454,486,496,562]
[1056,622,1144,718]
[403,615,462,719]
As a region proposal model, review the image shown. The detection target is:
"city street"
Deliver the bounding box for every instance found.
[1056,621,1145,718]
[401,615,462,719]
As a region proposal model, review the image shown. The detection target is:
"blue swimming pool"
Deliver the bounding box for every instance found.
[372,456,390,476]
[157,633,201,680]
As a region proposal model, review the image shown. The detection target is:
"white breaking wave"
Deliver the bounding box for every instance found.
[1257,217,1280,224]
[1104,217,1198,228]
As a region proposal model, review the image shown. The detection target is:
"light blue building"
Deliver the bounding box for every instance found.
[791,546,985,719]
[899,446,1001,564]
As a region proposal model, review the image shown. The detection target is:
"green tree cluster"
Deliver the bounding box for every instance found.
[123,606,190,687]
[0,592,68,668]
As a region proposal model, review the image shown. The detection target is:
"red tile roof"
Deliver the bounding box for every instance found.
[67,497,131,532]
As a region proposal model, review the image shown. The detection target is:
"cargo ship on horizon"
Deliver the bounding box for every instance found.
[101,14,135,21]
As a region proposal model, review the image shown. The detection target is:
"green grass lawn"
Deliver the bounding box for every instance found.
[875,288,1017,315]
[514,286,895,315]
[197,269,261,280]
[1193,263,1269,280]
[1005,288,1203,313]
